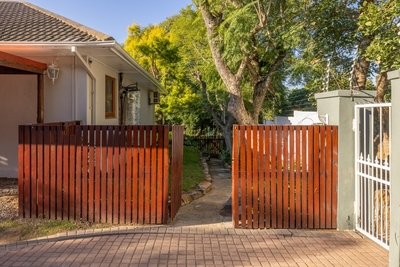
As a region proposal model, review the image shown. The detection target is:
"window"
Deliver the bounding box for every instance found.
[105,75,116,118]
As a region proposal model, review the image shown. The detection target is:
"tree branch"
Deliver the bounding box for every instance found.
[251,50,287,120]
[196,1,241,95]
[194,71,226,130]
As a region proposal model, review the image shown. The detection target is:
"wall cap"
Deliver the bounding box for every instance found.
[315,90,376,100]
[388,69,400,80]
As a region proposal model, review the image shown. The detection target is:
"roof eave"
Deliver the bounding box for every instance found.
[110,44,166,94]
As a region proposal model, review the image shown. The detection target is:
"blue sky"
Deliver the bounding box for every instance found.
[27,0,193,44]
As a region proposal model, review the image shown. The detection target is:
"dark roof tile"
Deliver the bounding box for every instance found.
[0,1,114,42]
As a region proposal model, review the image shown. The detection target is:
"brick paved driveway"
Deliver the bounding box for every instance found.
[0,226,389,267]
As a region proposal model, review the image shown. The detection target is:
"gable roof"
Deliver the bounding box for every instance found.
[0,1,164,92]
[0,1,113,42]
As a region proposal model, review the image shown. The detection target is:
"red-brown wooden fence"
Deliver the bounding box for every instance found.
[18,124,184,224]
[232,125,338,229]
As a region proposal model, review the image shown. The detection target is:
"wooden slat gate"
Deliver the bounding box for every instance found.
[18,125,184,224]
[232,125,338,229]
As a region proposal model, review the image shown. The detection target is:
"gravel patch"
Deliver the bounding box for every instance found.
[0,178,18,222]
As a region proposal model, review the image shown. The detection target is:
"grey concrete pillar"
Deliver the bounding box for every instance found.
[315,90,375,230]
[388,70,400,266]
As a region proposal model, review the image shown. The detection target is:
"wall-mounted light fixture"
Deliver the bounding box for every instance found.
[47,61,59,84]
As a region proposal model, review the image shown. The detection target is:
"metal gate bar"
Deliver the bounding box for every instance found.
[355,103,391,249]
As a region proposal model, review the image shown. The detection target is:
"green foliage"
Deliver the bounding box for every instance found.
[281,88,315,116]
[358,0,400,71]
[219,149,231,165]
[124,23,180,80]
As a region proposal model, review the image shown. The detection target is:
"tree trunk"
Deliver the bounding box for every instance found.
[352,57,370,90]
[196,72,235,154]
[375,71,387,103]
[228,93,256,125]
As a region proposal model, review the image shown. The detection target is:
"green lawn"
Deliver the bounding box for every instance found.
[182,146,205,192]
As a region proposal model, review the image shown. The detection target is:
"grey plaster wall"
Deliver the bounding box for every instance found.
[315,90,375,230]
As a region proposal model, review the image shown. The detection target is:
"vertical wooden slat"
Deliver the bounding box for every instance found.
[88,126,95,222]
[307,126,314,228]
[265,126,271,229]
[69,133,76,220]
[156,126,163,224]
[319,126,326,228]
[301,126,307,228]
[24,126,31,218]
[50,127,57,220]
[232,125,239,228]
[100,126,108,223]
[313,126,320,228]
[106,126,114,224]
[170,126,184,221]
[239,126,246,228]
[18,126,25,218]
[283,126,289,228]
[81,126,89,222]
[113,126,120,223]
[325,126,333,228]
[332,126,339,228]
[289,127,295,228]
[55,127,63,220]
[145,126,151,224]
[95,127,101,223]
[151,126,157,223]
[75,126,82,221]
[132,126,139,224]
[252,126,259,228]
[295,127,301,228]
[162,127,169,224]
[119,126,126,224]
[62,129,69,220]
[37,75,44,123]
[31,126,37,218]
[125,126,133,224]
[245,126,252,228]
[138,126,145,224]
[43,127,50,219]
[258,126,265,229]
[276,126,283,228]
[37,126,44,218]
[271,126,277,228]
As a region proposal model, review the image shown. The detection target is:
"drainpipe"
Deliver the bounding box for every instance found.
[71,46,96,125]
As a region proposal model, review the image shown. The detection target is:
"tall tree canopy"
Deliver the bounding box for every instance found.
[194,0,304,124]
[288,0,400,102]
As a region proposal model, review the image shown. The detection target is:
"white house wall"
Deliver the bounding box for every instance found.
[0,75,37,178]
[28,56,88,124]
[139,89,155,125]
[88,60,119,125]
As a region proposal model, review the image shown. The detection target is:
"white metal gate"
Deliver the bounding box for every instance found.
[355,103,391,249]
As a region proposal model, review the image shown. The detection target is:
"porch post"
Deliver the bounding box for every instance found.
[315,90,375,230]
[388,69,400,266]
[37,74,44,123]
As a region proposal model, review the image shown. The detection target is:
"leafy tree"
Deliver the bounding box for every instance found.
[288,0,400,102]
[282,88,315,116]
[124,23,179,80]
[358,0,400,102]
[194,0,305,125]
[167,6,236,151]
[124,22,209,135]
